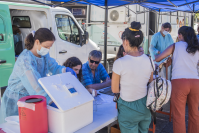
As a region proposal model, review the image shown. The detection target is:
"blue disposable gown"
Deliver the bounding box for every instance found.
[149,32,174,80]
[0,49,67,123]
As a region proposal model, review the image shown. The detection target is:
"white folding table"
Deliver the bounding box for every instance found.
[0,94,118,133]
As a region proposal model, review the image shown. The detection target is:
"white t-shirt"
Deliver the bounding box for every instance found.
[113,54,154,102]
[172,41,199,79]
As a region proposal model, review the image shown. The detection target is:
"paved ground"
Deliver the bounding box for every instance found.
[98,101,189,133]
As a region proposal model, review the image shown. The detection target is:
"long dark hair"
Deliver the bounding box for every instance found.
[115,45,125,60]
[178,26,199,54]
[121,21,143,48]
[63,57,82,81]
[25,28,55,50]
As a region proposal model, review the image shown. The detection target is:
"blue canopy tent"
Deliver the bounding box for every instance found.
[33,0,199,69]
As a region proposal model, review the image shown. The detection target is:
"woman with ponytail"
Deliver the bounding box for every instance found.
[0,28,77,123]
[111,21,154,133]
[155,26,199,133]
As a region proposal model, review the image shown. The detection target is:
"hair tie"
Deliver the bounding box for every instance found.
[129,28,139,31]
[31,31,35,37]
[135,35,140,38]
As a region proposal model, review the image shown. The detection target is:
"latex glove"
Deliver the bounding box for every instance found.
[66,67,77,78]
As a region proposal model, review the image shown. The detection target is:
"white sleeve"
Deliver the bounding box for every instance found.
[112,59,122,75]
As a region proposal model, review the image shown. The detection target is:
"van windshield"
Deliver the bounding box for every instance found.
[55,14,80,45]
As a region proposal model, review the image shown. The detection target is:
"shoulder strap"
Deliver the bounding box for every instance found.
[147,55,155,72]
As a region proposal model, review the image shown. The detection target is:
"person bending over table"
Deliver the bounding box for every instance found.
[0,28,76,124]
[82,50,111,94]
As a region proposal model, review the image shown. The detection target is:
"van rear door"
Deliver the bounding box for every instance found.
[0,4,15,87]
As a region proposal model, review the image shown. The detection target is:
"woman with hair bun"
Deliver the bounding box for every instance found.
[0,28,76,123]
[149,22,174,80]
[155,26,199,133]
[112,21,154,133]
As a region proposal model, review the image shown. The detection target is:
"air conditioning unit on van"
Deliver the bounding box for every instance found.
[108,7,126,23]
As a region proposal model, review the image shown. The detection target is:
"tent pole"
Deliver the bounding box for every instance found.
[191,4,195,28]
[88,5,91,26]
[104,0,108,71]
[157,9,160,32]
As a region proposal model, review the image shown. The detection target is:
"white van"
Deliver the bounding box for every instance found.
[0,1,99,87]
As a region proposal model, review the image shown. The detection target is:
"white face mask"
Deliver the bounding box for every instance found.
[162,30,169,35]
[37,46,49,56]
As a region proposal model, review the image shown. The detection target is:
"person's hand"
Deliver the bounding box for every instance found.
[88,88,97,96]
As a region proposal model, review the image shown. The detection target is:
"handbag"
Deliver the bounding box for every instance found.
[146,55,172,124]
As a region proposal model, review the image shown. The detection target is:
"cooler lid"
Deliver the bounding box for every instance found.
[38,72,94,112]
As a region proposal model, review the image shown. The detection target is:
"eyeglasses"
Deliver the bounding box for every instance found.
[90,59,100,64]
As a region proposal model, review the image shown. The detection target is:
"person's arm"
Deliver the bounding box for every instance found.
[19,70,52,105]
[86,80,111,90]
[87,88,97,96]
[82,68,110,90]
[45,54,77,77]
[111,72,120,93]
[111,59,122,93]
[149,72,154,83]
[45,54,65,75]
[155,44,174,62]
[149,35,160,59]
[15,55,52,105]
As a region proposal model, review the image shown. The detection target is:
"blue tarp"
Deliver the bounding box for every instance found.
[49,0,199,12]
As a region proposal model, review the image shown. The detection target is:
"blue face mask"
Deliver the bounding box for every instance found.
[162,30,169,35]
[37,46,49,56]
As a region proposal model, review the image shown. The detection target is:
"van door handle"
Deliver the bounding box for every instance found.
[59,50,67,54]
[0,60,6,65]
[0,34,4,41]
[114,47,116,51]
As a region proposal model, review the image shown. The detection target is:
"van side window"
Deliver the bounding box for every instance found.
[55,14,80,45]
[12,16,31,28]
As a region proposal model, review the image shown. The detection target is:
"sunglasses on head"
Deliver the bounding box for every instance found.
[90,59,100,64]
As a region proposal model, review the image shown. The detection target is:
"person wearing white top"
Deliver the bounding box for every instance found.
[155,26,199,133]
[112,21,154,133]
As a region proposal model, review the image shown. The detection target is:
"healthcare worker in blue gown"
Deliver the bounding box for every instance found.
[0,28,77,124]
[149,22,174,80]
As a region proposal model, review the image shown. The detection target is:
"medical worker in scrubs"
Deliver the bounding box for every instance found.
[149,22,174,80]
[0,28,76,123]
